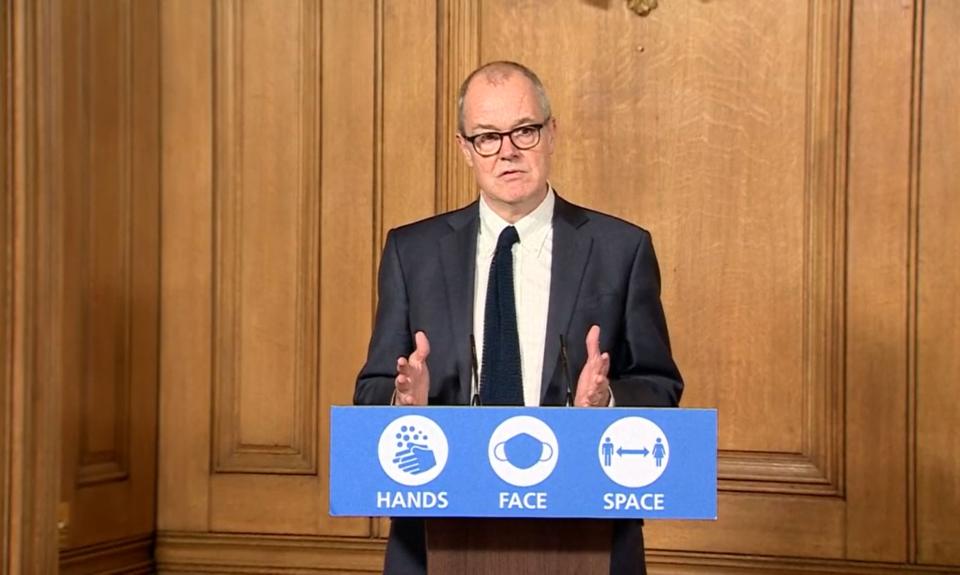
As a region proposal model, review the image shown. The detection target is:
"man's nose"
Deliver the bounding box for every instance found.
[498,135,520,158]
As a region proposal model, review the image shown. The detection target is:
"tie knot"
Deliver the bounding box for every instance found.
[496,226,520,252]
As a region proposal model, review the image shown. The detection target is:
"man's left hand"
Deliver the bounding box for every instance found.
[575,325,611,407]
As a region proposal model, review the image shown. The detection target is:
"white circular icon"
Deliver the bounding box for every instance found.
[598,417,669,488]
[377,415,448,486]
[487,416,559,487]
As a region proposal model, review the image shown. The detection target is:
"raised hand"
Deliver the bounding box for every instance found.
[574,325,611,407]
[395,331,430,406]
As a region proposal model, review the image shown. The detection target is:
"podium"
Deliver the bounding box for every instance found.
[425,518,612,574]
[330,406,716,574]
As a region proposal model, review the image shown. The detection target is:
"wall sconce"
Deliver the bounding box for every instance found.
[627,0,659,16]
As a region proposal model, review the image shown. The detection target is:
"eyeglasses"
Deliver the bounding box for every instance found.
[462,119,549,157]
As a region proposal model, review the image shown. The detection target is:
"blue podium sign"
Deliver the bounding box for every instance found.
[329,406,716,520]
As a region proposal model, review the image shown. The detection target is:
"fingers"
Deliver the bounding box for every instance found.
[394,332,431,406]
[585,326,609,377]
[575,378,611,407]
[413,331,431,362]
[585,325,601,359]
[575,327,611,407]
[575,391,606,407]
[395,358,413,392]
[599,351,610,377]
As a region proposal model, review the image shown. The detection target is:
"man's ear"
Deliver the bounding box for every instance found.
[455,133,475,167]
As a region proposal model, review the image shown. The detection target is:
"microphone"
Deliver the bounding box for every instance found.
[469,334,482,406]
[559,334,573,406]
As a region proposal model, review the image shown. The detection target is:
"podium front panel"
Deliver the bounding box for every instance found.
[329,406,716,520]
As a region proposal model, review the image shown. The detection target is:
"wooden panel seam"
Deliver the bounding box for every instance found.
[0,0,13,568]
[905,0,925,564]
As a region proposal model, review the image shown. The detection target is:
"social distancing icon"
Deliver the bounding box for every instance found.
[598,417,670,488]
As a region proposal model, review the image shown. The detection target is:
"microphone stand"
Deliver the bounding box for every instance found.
[560,334,574,407]
[469,334,482,406]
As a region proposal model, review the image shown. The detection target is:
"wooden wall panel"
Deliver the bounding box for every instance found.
[380,0,438,235]
[844,0,914,562]
[2,0,63,571]
[917,0,960,565]
[211,0,319,475]
[313,0,375,537]
[481,0,843,488]
[1,2,12,568]
[159,0,377,547]
[207,0,371,537]
[61,0,135,491]
[58,0,161,565]
[436,0,479,211]
[477,0,850,559]
[158,0,214,533]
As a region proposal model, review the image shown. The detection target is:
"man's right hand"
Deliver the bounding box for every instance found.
[395,331,430,406]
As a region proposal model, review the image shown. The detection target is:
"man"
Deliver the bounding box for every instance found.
[355,61,683,575]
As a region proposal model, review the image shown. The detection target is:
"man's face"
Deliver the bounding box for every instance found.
[457,73,556,221]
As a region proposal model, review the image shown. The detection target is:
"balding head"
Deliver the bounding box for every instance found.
[457,61,552,135]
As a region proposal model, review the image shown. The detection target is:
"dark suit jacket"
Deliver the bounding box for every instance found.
[354,193,683,574]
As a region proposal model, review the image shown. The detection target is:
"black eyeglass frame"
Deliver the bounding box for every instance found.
[462,118,550,157]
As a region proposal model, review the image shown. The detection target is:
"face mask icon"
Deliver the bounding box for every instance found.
[493,432,554,469]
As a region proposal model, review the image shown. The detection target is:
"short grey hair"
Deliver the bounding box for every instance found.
[457,61,552,134]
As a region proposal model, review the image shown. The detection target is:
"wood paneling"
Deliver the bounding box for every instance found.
[211,0,320,475]
[158,0,214,533]
[380,0,438,235]
[473,0,852,559]
[156,531,383,573]
[481,0,845,495]
[436,0,479,212]
[2,0,63,571]
[917,0,960,565]
[1,1,12,568]
[61,0,135,491]
[647,552,960,575]
[844,0,914,562]
[60,534,153,575]
[58,0,160,559]
[206,0,370,536]
[160,0,377,540]
[151,1,960,574]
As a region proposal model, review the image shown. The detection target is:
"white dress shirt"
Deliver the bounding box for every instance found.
[474,189,554,406]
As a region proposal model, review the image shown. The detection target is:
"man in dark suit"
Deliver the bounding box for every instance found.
[354,61,683,575]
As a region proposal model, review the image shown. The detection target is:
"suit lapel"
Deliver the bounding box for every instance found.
[541,195,592,403]
[439,202,479,405]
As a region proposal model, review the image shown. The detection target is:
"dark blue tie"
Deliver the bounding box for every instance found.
[480,226,523,405]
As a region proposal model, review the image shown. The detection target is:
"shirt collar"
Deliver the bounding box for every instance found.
[478,186,555,255]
